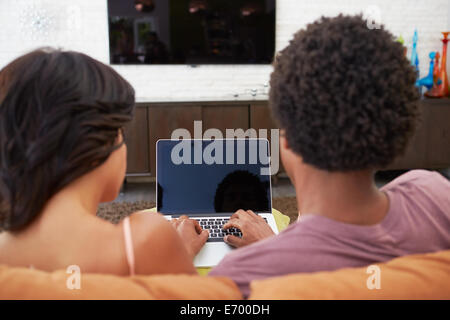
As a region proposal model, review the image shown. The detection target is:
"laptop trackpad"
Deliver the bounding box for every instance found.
[194,242,233,267]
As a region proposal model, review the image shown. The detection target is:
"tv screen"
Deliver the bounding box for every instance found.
[107,0,276,65]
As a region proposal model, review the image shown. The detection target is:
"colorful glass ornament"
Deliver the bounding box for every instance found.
[411,29,420,75]
[397,35,407,56]
[424,52,443,98]
[436,32,449,98]
[417,52,436,91]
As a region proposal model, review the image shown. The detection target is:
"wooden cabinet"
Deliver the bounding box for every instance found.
[250,103,283,174]
[125,100,450,176]
[250,102,279,144]
[388,103,429,170]
[123,107,150,175]
[148,105,202,175]
[145,103,251,176]
[426,102,450,168]
[202,105,249,134]
[388,100,450,170]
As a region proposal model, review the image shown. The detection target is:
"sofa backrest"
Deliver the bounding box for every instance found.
[1,250,449,299]
[249,250,450,299]
[0,266,242,300]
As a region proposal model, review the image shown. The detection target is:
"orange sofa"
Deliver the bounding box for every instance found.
[1,250,449,300]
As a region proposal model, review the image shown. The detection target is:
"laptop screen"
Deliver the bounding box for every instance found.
[157,139,272,215]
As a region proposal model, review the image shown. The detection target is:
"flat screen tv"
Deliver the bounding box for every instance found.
[107,0,276,65]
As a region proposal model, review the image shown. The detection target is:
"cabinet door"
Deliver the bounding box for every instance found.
[387,103,428,170]
[388,101,450,170]
[250,103,278,140]
[250,103,283,174]
[426,104,450,168]
[148,105,202,176]
[201,105,249,135]
[124,107,150,175]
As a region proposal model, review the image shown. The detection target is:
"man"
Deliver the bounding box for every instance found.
[208,15,450,297]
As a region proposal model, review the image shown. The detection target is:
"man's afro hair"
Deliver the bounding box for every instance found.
[269,14,420,171]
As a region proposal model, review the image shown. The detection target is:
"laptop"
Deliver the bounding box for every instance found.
[156,138,279,267]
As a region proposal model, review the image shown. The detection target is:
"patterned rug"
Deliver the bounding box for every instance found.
[97,197,299,225]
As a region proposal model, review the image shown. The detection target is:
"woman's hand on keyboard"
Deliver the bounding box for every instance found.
[222,210,275,248]
[170,216,209,260]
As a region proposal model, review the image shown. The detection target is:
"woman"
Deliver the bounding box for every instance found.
[0,48,208,275]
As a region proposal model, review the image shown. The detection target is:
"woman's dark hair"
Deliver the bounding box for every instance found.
[269,15,420,171]
[0,48,135,231]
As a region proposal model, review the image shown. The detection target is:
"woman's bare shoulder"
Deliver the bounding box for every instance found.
[127,211,170,238]
[126,212,183,252]
[125,212,196,274]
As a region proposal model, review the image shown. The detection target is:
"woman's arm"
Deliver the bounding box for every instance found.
[170,215,209,260]
[125,212,198,275]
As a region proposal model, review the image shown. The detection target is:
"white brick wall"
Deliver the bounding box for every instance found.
[1,0,449,102]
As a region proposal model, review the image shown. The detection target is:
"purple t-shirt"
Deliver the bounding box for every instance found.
[209,170,450,297]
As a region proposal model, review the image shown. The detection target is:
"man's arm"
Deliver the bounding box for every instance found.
[222,209,275,248]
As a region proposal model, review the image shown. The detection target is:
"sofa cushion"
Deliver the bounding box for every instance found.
[0,266,242,300]
[249,250,450,300]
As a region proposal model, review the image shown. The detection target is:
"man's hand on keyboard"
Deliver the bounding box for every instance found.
[170,216,209,260]
[222,210,275,248]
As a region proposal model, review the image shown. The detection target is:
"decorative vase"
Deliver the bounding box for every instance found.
[397,35,407,56]
[437,32,449,98]
[424,52,444,98]
[417,52,436,91]
[411,30,420,75]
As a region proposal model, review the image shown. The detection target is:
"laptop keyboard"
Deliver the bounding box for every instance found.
[193,217,268,242]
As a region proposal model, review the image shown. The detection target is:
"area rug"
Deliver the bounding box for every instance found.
[97,197,299,225]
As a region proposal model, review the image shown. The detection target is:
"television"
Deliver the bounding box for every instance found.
[107,0,276,65]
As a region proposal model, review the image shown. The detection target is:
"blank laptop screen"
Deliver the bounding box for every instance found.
[157,139,272,214]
